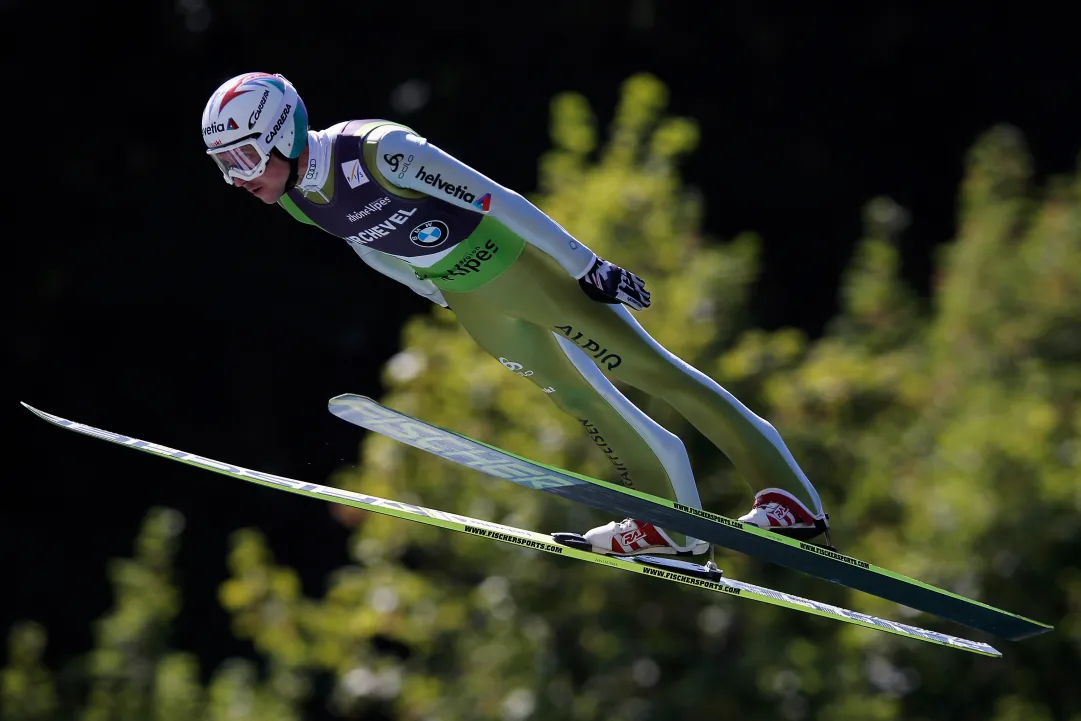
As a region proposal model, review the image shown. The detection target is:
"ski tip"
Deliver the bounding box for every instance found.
[20,403,58,424]
[327,393,372,405]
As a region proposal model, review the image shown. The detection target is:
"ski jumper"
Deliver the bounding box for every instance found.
[278,120,824,520]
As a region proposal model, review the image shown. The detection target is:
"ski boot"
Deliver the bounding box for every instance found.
[739,487,833,548]
[552,519,720,581]
[554,518,710,557]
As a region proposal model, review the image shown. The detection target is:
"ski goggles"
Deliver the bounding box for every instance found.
[207,137,269,184]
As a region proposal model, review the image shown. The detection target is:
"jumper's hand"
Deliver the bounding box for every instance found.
[578,257,651,311]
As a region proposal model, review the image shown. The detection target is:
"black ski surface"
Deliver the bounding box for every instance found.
[328,394,1052,641]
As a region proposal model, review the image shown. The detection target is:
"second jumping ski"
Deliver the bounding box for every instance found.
[327,393,1052,641]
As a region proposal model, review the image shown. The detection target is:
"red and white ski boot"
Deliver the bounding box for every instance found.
[739,487,831,545]
[572,518,710,557]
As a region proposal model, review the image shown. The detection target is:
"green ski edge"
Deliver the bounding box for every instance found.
[327,394,1052,642]
[20,402,998,658]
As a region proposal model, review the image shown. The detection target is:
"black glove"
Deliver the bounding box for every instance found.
[578,257,651,311]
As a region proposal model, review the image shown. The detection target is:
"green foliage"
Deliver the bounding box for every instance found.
[2,509,306,721]
[1,623,56,721]
[4,74,1079,721]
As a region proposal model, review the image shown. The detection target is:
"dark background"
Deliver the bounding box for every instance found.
[8,0,1079,681]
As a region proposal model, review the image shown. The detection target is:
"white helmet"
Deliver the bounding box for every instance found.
[201,72,309,184]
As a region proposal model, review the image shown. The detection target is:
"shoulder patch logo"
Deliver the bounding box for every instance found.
[341,160,370,189]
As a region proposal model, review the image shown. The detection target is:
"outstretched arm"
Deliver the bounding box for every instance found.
[373,129,652,310]
[373,129,597,279]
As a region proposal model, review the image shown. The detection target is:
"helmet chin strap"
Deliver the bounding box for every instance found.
[273,148,300,191]
[285,155,300,191]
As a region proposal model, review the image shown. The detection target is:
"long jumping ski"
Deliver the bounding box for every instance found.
[20,402,1000,657]
[327,394,1052,642]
